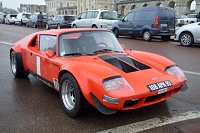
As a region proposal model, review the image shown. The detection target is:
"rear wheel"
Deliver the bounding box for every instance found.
[60,73,87,117]
[113,28,119,38]
[92,25,97,28]
[10,51,29,78]
[73,24,77,28]
[143,30,152,41]
[180,32,194,47]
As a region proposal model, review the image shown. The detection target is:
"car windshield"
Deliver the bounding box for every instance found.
[59,31,124,56]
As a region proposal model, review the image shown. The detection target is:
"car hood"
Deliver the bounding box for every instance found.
[59,53,168,82]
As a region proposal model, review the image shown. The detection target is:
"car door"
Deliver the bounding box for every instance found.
[118,12,134,35]
[48,16,56,28]
[28,15,33,26]
[76,12,87,27]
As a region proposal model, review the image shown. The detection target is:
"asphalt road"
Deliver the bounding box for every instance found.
[0,24,200,133]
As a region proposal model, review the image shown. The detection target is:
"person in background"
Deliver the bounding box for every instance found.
[37,11,44,28]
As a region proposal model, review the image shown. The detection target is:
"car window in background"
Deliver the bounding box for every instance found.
[135,10,154,20]
[86,11,93,19]
[64,16,76,20]
[123,12,134,22]
[101,11,118,20]
[176,14,187,19]
[93,11,99,18]
[80,12,87,19]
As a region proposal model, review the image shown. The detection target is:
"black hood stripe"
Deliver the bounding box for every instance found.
[99,54,151,73]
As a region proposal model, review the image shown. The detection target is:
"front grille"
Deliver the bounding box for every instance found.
[145,92,167,102]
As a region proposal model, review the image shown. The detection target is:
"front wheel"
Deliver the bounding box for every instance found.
[10,51,29,78]
[143,30,152,41]
[113,28,119,38]
[60,73,87,117]
[180,32,194,47]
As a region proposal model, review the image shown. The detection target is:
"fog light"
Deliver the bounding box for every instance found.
[103,95,119,104]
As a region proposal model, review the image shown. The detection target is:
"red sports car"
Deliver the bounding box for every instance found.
[10,28,187,117]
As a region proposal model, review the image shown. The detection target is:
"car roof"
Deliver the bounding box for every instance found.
[36,28,111,35]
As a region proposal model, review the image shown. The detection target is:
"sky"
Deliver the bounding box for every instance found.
[1,0,45,10]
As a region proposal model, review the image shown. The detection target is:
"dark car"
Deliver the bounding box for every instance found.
[0,14,7,24]
[112,6,175,41]
[26,13,48,28]
[46,15,77,30]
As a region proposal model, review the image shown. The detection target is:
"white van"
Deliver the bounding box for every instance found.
[15,13,31,26]
[71,9,119,30]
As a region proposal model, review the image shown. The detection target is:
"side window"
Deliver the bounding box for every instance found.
[135,10,154,21]
[80,12,87,19]
[124,12,134,22]
[39,35,57,54]
[93,11,99,18]
[86,11,93,19]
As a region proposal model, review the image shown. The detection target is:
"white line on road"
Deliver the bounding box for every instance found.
[0,41,13,45]
[183,70,200,76]
[97,110,200,133]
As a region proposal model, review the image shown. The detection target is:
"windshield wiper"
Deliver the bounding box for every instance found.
[63,53,83,56]
[93,49,115,54]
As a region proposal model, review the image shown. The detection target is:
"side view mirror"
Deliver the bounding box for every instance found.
[120,44,125,50]
[46,49,54,57]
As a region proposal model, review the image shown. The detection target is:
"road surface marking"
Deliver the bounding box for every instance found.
[183,70,200,76]
[97,110,200,133]
[0,41,13,45]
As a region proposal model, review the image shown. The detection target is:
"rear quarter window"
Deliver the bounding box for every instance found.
[64,16,76,20]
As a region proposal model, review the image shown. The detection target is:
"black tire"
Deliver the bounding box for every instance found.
[161,35,170,41]
[73,24,77,28]
[113,28,119,38]
[26,22,29,27]
[59,73,88,117]
[143,30,152,41]
[20,20,22,26]
[10,51,29,78]
[92,25,97,28]
[179,32,194,47]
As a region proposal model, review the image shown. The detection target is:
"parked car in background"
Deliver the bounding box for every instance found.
[15,13,31,26]
[176,14,197,26]
[71,9,119,29]
[112,6,175,41]
[0,14,7,24]
[26,13,48,28]
[174,22,200,47]
[5,14,17,24]
[46,15,77,30]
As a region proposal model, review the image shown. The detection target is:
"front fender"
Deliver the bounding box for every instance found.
[60,62,120,105]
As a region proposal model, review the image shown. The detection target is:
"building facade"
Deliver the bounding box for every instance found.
[19,4,46,14]
[116,0,200,16]
[77,0,116,14]
[44,0,200,16]
[45,0,77,16]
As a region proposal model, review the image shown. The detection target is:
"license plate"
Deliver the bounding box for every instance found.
[160,24,167,26]
[147,80,172,92]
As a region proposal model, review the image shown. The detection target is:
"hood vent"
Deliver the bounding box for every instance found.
[99,54,151,73]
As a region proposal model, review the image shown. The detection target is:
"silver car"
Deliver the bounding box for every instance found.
[174,22,200,46]
[71,9,119,30]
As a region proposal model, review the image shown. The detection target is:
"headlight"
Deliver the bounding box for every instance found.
[165,66,186,82]
[103,76,135,97]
